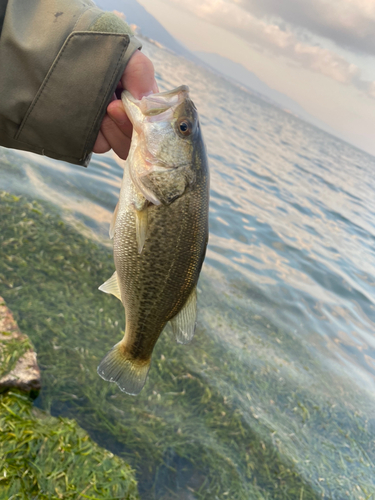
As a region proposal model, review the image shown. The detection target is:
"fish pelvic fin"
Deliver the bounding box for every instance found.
[170,286,197,344]
[97,342,151,395]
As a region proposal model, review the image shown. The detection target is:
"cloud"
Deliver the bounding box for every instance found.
[164,0,375,99]
[238,0,375,57]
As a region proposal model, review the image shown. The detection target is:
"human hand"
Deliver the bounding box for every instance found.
[93,50,158,159]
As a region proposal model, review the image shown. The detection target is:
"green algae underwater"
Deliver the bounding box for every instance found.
[0,391,138,500]
[0,189,374,499]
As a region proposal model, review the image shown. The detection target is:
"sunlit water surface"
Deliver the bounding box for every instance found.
[1,38,375,498]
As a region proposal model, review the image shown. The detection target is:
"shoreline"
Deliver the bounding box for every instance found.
[0,295,139,499]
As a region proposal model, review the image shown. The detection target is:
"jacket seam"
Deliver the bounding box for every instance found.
[72,6,95,31]
[0,128,87,164]
[15,32,130,142]
[81,37,129,158]
[0,0,8,39]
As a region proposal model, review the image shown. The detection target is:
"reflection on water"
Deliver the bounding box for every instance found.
[1,36,375,498]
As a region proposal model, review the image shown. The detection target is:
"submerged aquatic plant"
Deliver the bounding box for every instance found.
[0,390,139,500]
[0,190,374,500]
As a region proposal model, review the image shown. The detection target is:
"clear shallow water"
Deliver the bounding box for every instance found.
[1,38,375,498]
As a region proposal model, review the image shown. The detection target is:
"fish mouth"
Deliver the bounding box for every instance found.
[154,85,189,97]
[123,86,190,118]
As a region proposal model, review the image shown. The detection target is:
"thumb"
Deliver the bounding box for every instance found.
[122,50,158,99]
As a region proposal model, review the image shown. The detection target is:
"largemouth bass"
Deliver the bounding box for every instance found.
[97,86,209,395]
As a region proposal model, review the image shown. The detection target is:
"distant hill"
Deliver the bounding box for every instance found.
[95,0,200,64]
[95,1,342,141]
[195,51,341,137]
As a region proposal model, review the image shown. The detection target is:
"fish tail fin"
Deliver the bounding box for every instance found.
[97,342,150,395]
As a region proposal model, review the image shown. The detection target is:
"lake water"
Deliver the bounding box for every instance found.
[1,37,375,499]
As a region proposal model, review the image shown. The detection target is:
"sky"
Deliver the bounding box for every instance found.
[137,0,375,157]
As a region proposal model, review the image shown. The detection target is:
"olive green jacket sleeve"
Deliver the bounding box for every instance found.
[0,0,142,166]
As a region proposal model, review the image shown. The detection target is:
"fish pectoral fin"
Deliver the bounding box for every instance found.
[135,206,148,254]
[97,341,151,395]
[109,202,119,240]
[98,271,121,301]
[170,286,197,344]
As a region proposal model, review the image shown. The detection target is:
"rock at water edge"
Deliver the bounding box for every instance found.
[0,296,41,393]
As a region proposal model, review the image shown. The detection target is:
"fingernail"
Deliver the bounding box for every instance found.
[138,80,159,99]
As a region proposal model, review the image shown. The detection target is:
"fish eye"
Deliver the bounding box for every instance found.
[177,118,192,137]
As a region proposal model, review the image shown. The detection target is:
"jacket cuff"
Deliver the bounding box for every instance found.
[14,32,141,167]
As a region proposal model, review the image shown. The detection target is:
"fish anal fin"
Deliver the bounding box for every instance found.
[135,206,148,254]
[97,341,151,395]
[170,286,197,344]
[98,271,121,301]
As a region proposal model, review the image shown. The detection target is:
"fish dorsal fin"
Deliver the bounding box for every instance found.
[135,207,148,254]
[170,286,197,344]
[98,271,121,301]
[109,202,119,240]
